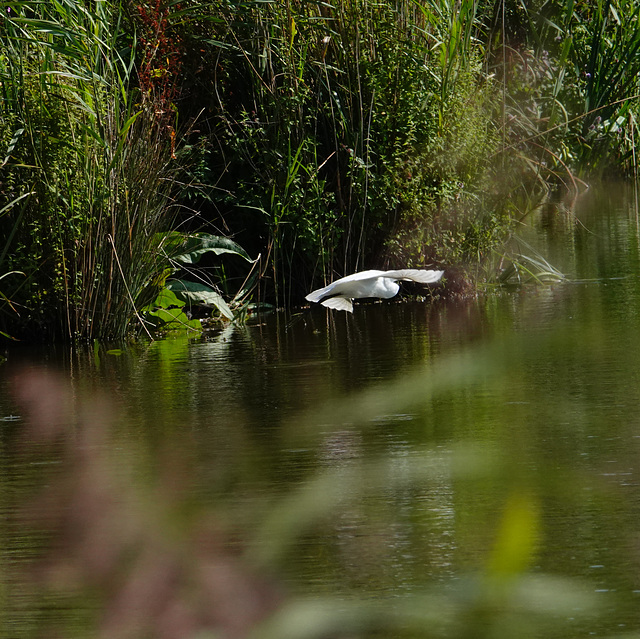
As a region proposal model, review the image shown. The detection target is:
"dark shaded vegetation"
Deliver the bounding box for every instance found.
[2,0,640,341]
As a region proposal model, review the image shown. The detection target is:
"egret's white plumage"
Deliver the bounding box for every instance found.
[306,269,444,312]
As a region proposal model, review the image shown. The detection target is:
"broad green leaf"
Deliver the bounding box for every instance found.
[167,279,234,320]
[148,307,184,323]
[153,287,185,309]
[158,232,254,265]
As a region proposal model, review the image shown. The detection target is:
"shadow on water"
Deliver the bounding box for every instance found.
[2,183,640,637]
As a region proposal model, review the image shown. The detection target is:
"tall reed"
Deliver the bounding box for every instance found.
[0,0,178,340]
[495,0,640,179]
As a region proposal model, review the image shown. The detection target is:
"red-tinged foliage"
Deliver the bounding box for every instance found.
[134,1,184,139]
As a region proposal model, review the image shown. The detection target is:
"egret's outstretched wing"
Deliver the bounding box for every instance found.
[382,269,444,284]
[321,297,353,312]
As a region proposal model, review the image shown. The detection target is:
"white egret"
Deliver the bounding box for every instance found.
[305,269,444,312]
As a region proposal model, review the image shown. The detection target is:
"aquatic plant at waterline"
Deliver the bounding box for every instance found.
[141,232,259,333]
[497,251,565,286]
[0,1,180,340]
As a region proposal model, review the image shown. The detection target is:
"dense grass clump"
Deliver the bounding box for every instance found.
[0,0,180,340]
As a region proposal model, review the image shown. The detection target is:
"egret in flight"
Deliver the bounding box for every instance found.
[306,269,444,312]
